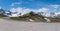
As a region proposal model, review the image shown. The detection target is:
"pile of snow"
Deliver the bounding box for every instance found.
[29,19,34,22]
[44,18,51,22]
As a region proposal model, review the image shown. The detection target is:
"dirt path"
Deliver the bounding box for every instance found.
[0,18,60,31]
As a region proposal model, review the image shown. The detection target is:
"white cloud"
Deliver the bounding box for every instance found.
[45,12,60,17]
[38,8,49,12]
[10,8,16,12]
[45,13,51,17]
[10,7,22,13]
[10,7,37,16]
[10,2,21,6]
[55,12,60,16]
[10,7,49,17]
[10,7,23,17]
[51,5,60,8]
[22,8,37,15]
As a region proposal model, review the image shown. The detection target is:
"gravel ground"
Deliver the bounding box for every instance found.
[0,18,60,31]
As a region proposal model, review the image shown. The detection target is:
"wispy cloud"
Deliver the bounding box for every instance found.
[51,5,60,8]
[10,2,21,6]
[38,8,49,12]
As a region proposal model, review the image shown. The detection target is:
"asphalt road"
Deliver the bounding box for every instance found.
[0,18,60,31]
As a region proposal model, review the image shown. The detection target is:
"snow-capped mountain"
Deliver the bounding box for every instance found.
[0,9,11,16]
[44,12,60,18]
[0,8,60,18]
[0,9,5,14]
[0,9,22,17]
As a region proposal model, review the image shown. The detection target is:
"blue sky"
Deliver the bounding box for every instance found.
[0,0,21,10]
[22,0,60,9]
[0,0,60,13]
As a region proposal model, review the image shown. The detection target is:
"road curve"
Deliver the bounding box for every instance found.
[0,18,60,31]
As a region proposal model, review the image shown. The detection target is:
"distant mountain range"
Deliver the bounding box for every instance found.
[0,9,60,18]
[0,9,21,17]
[10,11,60,22]
[10,11,47,22]
[0,9,60,22]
